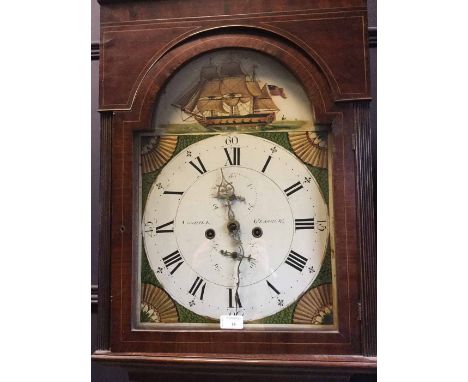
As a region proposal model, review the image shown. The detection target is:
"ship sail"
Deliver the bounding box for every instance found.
[197,98,226,114]
[200,64,219,80]
[199,79,222,98]
[173,81,202,113]
[184,88,201,113]
[219,61,245,77]
[223,97,240,107]
[246,80,262,97]
[253,84,279,112]
[220,77,252,97]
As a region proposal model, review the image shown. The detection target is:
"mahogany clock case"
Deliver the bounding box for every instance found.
[94,0,376,373]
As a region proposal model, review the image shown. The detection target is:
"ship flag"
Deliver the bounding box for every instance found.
[267,84,287,98]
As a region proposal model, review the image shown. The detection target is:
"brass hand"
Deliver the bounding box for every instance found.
[214,168,245,206]
[214,169,247,315]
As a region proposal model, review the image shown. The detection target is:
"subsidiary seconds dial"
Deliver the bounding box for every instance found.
[142,133,329,321]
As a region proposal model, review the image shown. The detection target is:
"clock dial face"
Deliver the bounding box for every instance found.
[142,133,329,321]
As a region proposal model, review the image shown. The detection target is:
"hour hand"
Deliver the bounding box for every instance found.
[228,194,245,202]
[215,192,245,203]
[219,249,240,260]
[214,186,245,203]
[219,249,256,264]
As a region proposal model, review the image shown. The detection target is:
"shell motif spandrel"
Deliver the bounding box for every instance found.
[140,283,179,323]
[288,131,328,169]
[293,283,333,325]
[141,136,178,174]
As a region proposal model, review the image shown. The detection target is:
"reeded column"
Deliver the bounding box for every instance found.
[353,102,377,356]
[96,111,113,351]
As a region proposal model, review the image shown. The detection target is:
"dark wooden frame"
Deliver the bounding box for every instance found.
[94,0,376,377]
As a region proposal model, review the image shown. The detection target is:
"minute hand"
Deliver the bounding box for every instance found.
[214,169,246,314]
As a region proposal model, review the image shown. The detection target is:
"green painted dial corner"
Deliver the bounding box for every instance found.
[176,302,218,324]
[173,134,211,156]
[311,244,332,289]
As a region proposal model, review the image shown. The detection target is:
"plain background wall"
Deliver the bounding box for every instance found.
[90,1,377,380]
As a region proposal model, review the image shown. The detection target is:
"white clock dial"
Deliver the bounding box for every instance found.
[142,133,329,321]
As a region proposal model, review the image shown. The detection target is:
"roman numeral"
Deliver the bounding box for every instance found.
[284,181,303,197]
[228,288,242,308]
[285,250,308,272]
[261,155,272,173]
[162,250,184,275]
[189,156,207,174]
[163,191,184,195]
[189,277,206,300]
[155,220,174,233]
[266,280,280,295]
[295,218,315,230]
[224,147,240,165]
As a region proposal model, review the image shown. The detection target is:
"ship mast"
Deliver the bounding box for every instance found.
[219,59,254,116]
[251,65,257,114]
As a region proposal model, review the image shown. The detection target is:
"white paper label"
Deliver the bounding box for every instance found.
[220,315,244,329]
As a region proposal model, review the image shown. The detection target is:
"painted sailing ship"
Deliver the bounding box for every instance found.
[172,60,282,128]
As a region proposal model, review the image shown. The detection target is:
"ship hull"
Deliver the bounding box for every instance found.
[195,113,275,128]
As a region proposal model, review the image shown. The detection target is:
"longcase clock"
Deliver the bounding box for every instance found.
[93,1,376,381]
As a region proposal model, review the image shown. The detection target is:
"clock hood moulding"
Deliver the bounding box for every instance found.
[99,16,370,117]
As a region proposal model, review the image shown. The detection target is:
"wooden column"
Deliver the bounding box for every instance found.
[353,102,377,356]
[96,111,113,351]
